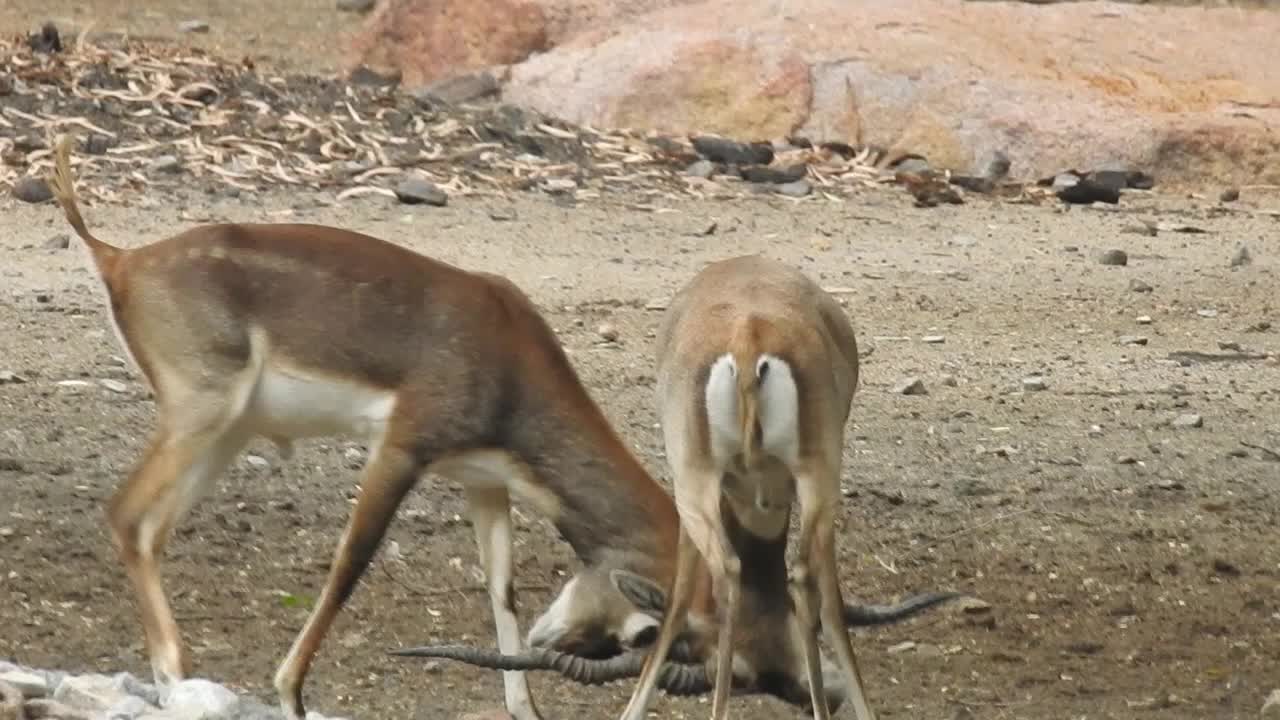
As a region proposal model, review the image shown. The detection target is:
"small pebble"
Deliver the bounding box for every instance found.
[1088,424,1104,438]
[542,178,578,194]
[1118,335,1148,346]
[245,454,270,468]
[1022,376,1048,392]
[12,176,53,203]
[44,234,70,250]
[99,379,128,393]
[775,179,812,198]
[148,155,182,174]
[685,159,714,179]
[596,323,619,342]
[178,20,210,33]
[939,374,958,387]
[1219,187,1240,203]
[1136,315,1153,325]
[1197,308,1219,318]
[0,371,27,384]
[395,176,448,206]
[1262,688,1280,718]
[893,378,927,396]
[1098,249,1128,266]
[1171,413,1203,429]
[922,335,946,344]
[1128,278,1153,293]
[336,0,376,11]
[1230,245,1251,268]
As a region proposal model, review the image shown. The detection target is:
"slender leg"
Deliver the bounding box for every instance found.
[273,441,422,720]
[794,464,877,720]
[466,486,543,720]
[790,568,831,720]
[107,414,250,695]
[618,524,698,720]
[708,546,741,720]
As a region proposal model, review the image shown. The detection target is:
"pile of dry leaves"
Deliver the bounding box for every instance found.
[1,24,1071,209]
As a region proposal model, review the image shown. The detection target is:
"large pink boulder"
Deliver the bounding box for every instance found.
[354,0,1280,185]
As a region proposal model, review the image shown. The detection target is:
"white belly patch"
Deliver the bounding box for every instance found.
[246,365,397,443]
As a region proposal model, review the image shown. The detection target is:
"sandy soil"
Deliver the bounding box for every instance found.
[3,182,1279,720]
[3,3,1280,720]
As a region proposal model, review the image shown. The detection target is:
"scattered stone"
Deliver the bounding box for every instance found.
[886,641,917,654]
[892,157,931,175]
[596,323,619,342]
[1230,244,1251,268]
[0,669,49,697]
[644,298,668,311]
[685,159,715,178]
[395,177,448,206]
[741,163,807,184]
[983,150,1011,181]
[1098,249,1128,266]
[775,179,812,197]
[348,64,402,88]
[164,679,238,718]
[1022,376,1048,392]
[488,207,517,222]
[457,711,517,720]
[1262,689,1280,718]
[0,371,27,384]
[413,70,499,104]
[99,379,128,393]
[1171,413,1204,429]
[1118,335,1148,346]
[178,20,210,33]
[542,177,578,194]
[1219,187,1240,202]
[689,135,773,165]
[337,0,376,12]
[1197,308,1219,318]
[245,454,270,469]
[894,377,928,396]
[948,174,994,193]
[147,155,182,174]
[1218,341,1242,351]
[1211,558,1241,578]
[1129,278,1153,293]
[940,374,958,387]
[1116,455,1139,465]
[43,234,70,250]
[1136,315,1153,324]
[922,335,946,344]
[12,176,53,203]
[1057,177,1121,204]
[1089,424,1104,437]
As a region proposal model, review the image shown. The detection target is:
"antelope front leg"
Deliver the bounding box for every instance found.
[274,442,423,720]
[465,486,543,720]
[795,464,877,720]
[618,524,699,720]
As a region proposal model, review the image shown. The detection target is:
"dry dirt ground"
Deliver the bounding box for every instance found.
[3,3,1280,720]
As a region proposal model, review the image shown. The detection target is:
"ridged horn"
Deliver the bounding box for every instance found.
[842,590,964,626]
[388,645,713,695]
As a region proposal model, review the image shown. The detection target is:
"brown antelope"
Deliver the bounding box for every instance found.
[45,134,956,720]
[612,254,880,720]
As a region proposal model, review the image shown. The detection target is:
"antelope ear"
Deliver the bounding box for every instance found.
[609,569,668,614]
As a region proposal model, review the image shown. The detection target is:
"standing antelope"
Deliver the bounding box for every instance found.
[45,134,955,720]
[615,254,882,720]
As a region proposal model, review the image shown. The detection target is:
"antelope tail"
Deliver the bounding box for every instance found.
[45,134,121,275]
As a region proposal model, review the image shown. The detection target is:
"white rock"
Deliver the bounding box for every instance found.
[100,378,129,393]
[922,335,946,344]
[0,668,49,697]
[1022,376,1048,392]
[162,679,238,718]
[54,673,134,711]
[1262,688,1280,718]
[106,694,154,719]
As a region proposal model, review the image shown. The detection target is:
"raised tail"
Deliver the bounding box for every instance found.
[45,134,121,275]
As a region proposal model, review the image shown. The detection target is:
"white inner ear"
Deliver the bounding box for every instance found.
[620,612,660,646]
[526,576,579,648]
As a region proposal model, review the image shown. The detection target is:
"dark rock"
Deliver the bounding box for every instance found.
[1057,177,1121,204]
[349,64,402,87]
[395,176,449,206]
[414,71,500,105]
[43,234,70,250]
[690,135,774,165]
[1220,187,1240,202]
[12,176,53,203]
[740,163,807,184]
[818,141,856,159]
[83,134,115,155]
[1098,249,1128,266]
[27,22,62,53]
[337,0,377,12]
[949,175,994,193]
